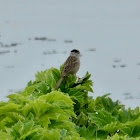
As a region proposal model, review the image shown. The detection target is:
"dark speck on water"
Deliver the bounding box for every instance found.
[137,77,140,80]
[64,40,73,43]
[34,37,47,41]
[123,92,131,96]
[1,43,19,47]
[43,50,57,55]
[112,65,116,68]
[120,64,127,68]
[87,48,96,52]
[4,65,15,68]
[114,58,122,63]
[11,43,18,47]
[123,92,134,100]
[4,44,10,47]
[47,38,56,42]
[31,37,56,41]
[0,42,3,47]
[125,96,134,100]
[137,62,140,66]
[0,50,10,54]
[14,50,17,53]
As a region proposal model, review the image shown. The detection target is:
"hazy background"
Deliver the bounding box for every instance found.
[0,0,140,108]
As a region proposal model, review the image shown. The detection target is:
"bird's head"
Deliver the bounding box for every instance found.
[70,49,80,57]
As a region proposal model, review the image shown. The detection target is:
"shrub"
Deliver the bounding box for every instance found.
[0,67,140,140]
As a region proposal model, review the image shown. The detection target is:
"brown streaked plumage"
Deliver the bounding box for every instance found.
[54,49,80,90]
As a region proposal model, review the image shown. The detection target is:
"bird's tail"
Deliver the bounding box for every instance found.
[54,76,64,90]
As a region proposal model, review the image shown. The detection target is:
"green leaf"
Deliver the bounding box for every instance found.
[132,125,140,137]
[67,85,87,105]
[48,120,75,130]
[30,134,44,140]
[101,95,122,115]
[21,91,75,128]
[7,94,31,105]
[45,68,60,89]
[76,72,91,84]
[10,120,23,138]
[118,107,140,123]
[20,125,43,140]
[74,112,88,126]
[72,72,93,92]
[0,131,12,140]
[88,109,117,128]
[39,91,74,107]
[63,136,85,140]
[120,117,140,136]
[21,104,32,117]
[120,125,132,136]
[21,86,36,96]
[100,122,120,134]
[0,102,8,107]
[10,120,44,140]
[0,103,20,116]
[35,70,48,82]
[43,129,61,140]
[107,133,119,140]
[79,125,96,140]
[22,120,34,135]
[37,81,51,94]
[4,112,24,123]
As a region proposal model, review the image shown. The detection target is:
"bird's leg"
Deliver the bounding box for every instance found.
[73,74,80,80]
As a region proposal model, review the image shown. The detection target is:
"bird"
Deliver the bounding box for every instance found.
[54,49,80,90]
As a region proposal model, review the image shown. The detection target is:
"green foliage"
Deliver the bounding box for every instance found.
[0,67,140,140]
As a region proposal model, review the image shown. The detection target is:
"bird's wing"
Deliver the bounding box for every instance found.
[61,56,78,76]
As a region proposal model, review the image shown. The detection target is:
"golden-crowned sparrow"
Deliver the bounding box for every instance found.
[54,49,80,90]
